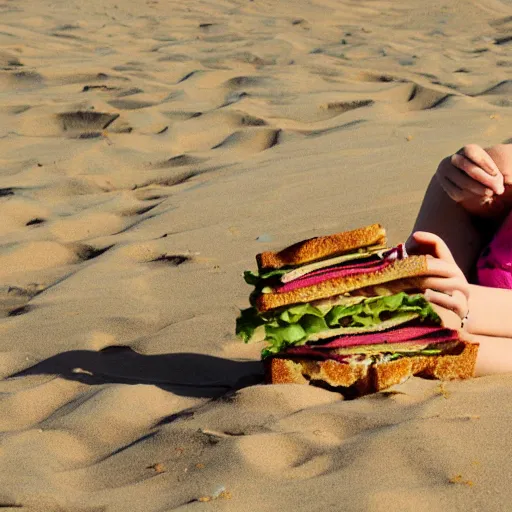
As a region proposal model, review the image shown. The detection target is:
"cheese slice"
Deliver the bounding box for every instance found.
[334,339,461,357]
[332,341,431,355]
[307,313,420,341]
[280,244,386,283]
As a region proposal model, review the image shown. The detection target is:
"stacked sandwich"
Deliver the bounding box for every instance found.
[236,224,478,396]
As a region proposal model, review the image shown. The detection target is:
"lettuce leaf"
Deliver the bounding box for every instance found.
[235,307,266,343]
[235,293,441,357]
[326,293,437,327]
[244,269,288,286]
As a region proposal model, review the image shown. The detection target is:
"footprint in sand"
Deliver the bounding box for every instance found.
[57,110,120,134]
[223,75,270,90]
[0,284,40,318]
[149,254,192,266]
[319,99,374,114]
[113,240,194,265]
[0,188,16,197]
[107,98,157,110]
[82,84,121,93]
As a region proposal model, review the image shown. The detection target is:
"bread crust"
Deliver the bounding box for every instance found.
[256,255,429,312]
[256,224,386,271]
[265,339,478,397]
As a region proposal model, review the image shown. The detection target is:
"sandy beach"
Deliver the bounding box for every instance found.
[1,0,512,509]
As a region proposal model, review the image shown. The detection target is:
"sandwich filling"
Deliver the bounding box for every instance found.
[278,338,462,365]
[245,244,388,288]
[237,226,477,389]
[236,292,441,358]
[279,326,461,364]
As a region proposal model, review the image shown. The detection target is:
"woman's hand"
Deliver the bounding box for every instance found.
[408,231,470,322]
[436,144,504,206]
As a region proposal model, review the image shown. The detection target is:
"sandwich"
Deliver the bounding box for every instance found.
[236,223,478,397]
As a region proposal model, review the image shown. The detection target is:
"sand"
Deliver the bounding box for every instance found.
[0,0,512,509]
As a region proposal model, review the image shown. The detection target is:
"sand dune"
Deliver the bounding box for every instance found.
[0,0,512,509]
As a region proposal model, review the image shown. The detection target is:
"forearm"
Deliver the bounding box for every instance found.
[466,284,512,338]
[460,331,512,376]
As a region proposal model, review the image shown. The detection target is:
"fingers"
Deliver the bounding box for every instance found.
[437,174,471,203]
[439,177,491,205]
[457,144,499,176]
[435,158,484,203]
[425,254,460,273]
[410,232,456,263]
[407,236,469,320]
[424,289,468,319]
[436,145,505,203]
[420,276,470,299]
[451,153,504,195]
[444,161,494,196]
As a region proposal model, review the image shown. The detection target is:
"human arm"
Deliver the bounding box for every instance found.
[408,231,512,336]
[462,331,512,376]
[466,284,512,338]
[408,232,512,375]
[438,143,512,221]
[406,145,512,376]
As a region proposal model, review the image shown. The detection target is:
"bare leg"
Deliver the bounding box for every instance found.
[407,175,488,278]
[409,151,512,377]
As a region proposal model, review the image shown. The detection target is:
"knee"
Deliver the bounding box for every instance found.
[486,145,512,180]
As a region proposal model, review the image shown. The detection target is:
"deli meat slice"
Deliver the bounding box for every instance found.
[286,326,459,354]
[275,258,393,293]
[319,326,458,347]
[275,245,407,293]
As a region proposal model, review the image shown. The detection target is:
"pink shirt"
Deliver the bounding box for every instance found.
[477,211,512,289]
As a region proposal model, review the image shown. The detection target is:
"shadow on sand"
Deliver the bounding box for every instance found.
[10,346,265,398]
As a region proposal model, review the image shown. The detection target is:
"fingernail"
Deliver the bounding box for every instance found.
[497,185,505,195]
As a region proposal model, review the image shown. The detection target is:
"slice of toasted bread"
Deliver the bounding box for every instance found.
[256,255,428,312]
[256,223,386,271]
[265,339,478,397]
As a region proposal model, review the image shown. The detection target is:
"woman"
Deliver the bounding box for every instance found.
[407,143,512,376]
